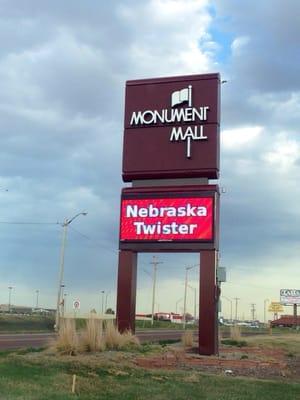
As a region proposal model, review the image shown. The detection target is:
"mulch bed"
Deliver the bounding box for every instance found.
[135,345,298,380]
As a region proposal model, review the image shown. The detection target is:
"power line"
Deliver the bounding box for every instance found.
[0,221,59,225]
[68,226,118,255]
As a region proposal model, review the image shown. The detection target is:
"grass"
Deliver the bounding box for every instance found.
[221,339,248,347]
[0,352,299,400]
[246,332,300,356]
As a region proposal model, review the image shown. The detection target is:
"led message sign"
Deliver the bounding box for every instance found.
[120,197,213,241]
[123,73,220,182]
[119,185,219,251]
[280,289,300,305]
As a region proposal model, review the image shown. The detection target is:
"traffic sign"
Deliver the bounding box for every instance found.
[73,300,80,310]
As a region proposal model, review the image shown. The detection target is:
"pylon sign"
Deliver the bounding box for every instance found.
[117,72,221,356]
[280,289,300,305]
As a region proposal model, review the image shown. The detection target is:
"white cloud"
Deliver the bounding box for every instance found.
[231,35,250,54]
[263,133,300,172]
[221,125,263,150]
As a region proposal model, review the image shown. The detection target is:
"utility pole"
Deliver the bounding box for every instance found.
[264,298,269,324]
[8,286,13,313]
[250,303,256,321]
[150,256,163,326]
[222,296,233,321]
[234,297,240,321]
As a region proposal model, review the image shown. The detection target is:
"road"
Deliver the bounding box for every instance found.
[0,329,188,350]
[0,329,268,350]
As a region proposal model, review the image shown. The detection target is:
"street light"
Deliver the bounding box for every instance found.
[104,291,110,313]
[187,284,197,322]
[264,298,269,324]
[64,293,68,315]
[183,264,198,329]
[100,290,105,315]
[61,285,66,317]
[8,286,13,313]
[55,211,87,330]
[150,256,163,326]
[35,290,40,309]
[222,296,233,322]
[234,297,240,322]
[175,298,183,314]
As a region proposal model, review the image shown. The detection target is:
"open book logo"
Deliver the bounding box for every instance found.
[171,85,192,107]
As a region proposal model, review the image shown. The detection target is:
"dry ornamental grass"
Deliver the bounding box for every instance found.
[230,325,242,341]
[55,318,140,354]
[181,330,194,347]
[104,320,140,350]
[55,318,78,355]
[80,317,105,352]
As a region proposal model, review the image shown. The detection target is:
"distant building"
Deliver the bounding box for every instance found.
[136,312,183,323]
[0,304,32,314]
[271,315,300,327]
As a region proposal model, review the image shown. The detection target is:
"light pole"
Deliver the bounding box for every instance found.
[264,298,269,324]
[64,293,68,315]
[8,286,13,313]
[176,298,183,314]
[104,291,110,314]
[187,284,197,322]
[150,256,163,326]
[234,297,240,322]
[183,264,198,329]
[55,211,87,330]
[250,303,256,321]
[222,296,233,321]
[35,290,40,309]
[100,290,105,315]
[60,285,66,317]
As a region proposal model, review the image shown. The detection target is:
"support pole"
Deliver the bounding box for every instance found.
[294,303,297,329]
[199,250,218,355]
[116,251,137,333]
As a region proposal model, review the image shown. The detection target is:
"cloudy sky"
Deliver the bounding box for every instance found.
[0,0,299,321]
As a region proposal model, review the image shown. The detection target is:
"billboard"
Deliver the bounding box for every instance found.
[268,302,284,312]
[122,73,220,182]
[280,289,300,305]
[119,185,219,251]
